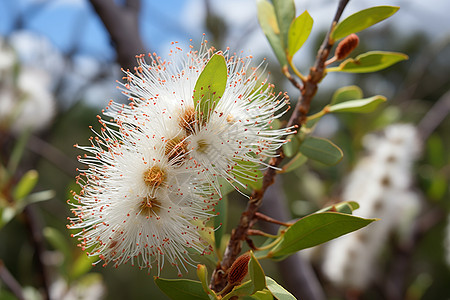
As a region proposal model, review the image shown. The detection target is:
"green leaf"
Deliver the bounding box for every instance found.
[287,11,313,60]
[280,152,307,174]
[232,160,263,191]
[329,96,385,113]
[328,95,386,113]
[197,265,218,299]
[327,51,408,73]
[299,137,343,165]
[43,227,71,259]
[69,254,97,280]
[224,281,254,300]
[0,207,17,229]
[257,0,288,67]
[267,212,376,259]
[214,195,228,250]
[332,6,400,41]
[282,134,300,158]
[266,277,297,300]
[155,278,209,300]
[249,252,266,293]
[13,170,38,200]
[273,0,296,50]
[243,289,274,300]
[331,85,363,105]
[193,53,227,120]
[7,129,31,174]
[316,201,360,215]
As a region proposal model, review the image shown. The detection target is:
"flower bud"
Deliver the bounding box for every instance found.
[228,252,251,285]
[335,33,359,60]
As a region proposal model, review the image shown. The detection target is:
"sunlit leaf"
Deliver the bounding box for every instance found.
[331,85,363,105]
[299,137,343,165]
[332,6,400,41]
[197,265,218,299]
[287,11,313,60]
[257,0,288,67]
[327,51,408,73]
[273,0,295,50]
[316,201,360,215]
[266,277,297,300]
[328,95,386,113]
[13,170,38,200]
[267,212,376,259]
[193,53,227,120]
[249,252,266,293]
[155,278,209,300]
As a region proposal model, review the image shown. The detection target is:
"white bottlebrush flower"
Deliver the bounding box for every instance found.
[322,124,421,290]
[69,39,289,273]
[112,40,290,193]
[69,120,217,274]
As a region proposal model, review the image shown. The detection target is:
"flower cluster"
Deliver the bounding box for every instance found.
[68,40,290,274]
[322,124,422,290]
[0,37,55,134]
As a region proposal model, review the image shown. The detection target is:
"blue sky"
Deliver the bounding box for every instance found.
[1,0,449,62]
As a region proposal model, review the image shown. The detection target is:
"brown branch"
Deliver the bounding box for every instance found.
[210,0,351,292]
[0,260,25,300]
[23,206,51,300]
[417,89,450,141]
[89,0,146,70]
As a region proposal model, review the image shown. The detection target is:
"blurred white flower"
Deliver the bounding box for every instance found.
[0,37,56,134]
[322,124,422,290]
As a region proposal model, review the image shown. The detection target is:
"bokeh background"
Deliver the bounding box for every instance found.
[0,0,449,299]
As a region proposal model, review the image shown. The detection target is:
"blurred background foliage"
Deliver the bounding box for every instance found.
[0,0,449,299]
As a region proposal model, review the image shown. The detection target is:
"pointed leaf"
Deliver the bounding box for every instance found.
[299,137,343,165]
[155,278,209,300]
[13,169,38,200]
[266,277,297,300]
[197,265,218,299]
[327,51,408,73]
[257,0,288,67]
[249,251,266,293]
[287,11,313,60]
[329,95,386,113]
[273,0,296,49]
[332,6,400,41]
[316,201,360,215]
[268,212,376,259]
[331,85,363,105]
[193,53,227,119]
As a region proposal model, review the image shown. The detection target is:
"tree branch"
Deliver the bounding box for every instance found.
[89,0,146,70]
[210,0,351,291]
[0,260,25,300]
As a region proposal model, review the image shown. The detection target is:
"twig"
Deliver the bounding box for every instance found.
[0,260,25,300]
[260,181,326,300]
[89,0,146,70]
[23,206,51,300]
[210,0,351,292]
[417,89,450,141]
[384,207,445,300]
